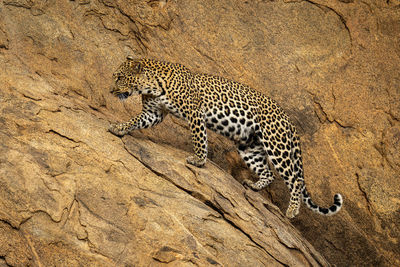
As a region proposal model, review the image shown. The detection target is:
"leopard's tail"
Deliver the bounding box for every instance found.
[302,188,343,216]
[290,125,343,216]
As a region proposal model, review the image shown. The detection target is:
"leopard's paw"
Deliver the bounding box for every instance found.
[242,179,261,191]
[285,205,299,219]
[186,155,206,167]
[109,123,129,137]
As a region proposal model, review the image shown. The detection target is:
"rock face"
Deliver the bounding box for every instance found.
[0,0,399,266]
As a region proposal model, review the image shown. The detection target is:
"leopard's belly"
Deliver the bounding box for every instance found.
[204,106,256,144]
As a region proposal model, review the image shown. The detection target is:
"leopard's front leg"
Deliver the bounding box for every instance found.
[109,95,165,136]
[186,110,208,167]
[109,119,139,136]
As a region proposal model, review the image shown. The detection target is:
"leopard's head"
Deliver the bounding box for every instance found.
[111,56,163,100]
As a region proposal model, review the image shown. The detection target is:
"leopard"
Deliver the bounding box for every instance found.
[109,56,343,218]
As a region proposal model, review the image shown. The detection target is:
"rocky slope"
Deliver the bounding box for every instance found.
[1,0,399,266]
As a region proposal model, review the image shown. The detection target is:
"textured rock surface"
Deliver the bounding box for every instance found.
[0,0,399,266]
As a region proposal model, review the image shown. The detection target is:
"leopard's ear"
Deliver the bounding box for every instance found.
[126,55,142,73]
[133,61,142,73]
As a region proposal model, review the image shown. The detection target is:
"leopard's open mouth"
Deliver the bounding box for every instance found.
[116,92,130,100]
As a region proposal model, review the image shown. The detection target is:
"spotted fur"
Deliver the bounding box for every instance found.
[109,57,343,218]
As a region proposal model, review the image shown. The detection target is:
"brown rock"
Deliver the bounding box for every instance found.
[0,0,399,266]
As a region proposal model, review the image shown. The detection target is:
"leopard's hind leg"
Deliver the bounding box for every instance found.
[257,122,302,218]
[237,133,275,190]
